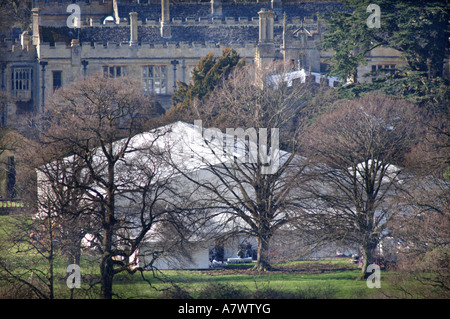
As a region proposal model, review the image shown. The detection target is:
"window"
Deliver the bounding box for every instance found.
[52,71,62,92]
[11,67,32,99]
[142,65,168,94]
[103,66,127,78]
[371,64,395,81]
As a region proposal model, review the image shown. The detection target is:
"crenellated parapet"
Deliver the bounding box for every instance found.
[0,36,37,60]
[34,0,114,27]
[37,38,258,53]
[34,0,113,10]
[61,14,318,28]
[32,0,328,29]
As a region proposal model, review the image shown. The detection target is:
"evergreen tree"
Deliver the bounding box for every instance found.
[320,0,450,107]
[170,47,244,115]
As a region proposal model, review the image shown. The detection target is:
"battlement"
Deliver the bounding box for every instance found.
[38,39,258,51]
[35,0,113,8]
[114,1,339,3]
[0,37,37,59]
[34,0,114,27]
[138,15,317,27]
[75,14,318,28]
[35,10,320,55]
[36,38,258,66]
[33,0,333,27]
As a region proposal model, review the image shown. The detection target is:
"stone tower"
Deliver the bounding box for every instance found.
[255,9,276,70]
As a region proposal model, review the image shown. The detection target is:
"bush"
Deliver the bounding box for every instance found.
[160,285,193,299]
[0,281,39,299]
[251,287,293,299]
[383,247,450,299]
[197,282,250,299]
[190,281,337,299]
[252,284,336,299]
[293,284,337,299]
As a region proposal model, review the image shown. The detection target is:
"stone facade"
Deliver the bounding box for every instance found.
[1,0,408,123]
[0,37,39,124]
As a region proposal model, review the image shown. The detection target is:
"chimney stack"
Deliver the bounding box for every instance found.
[161,0,171,38]
[211,0,222,17]
[32,8,40,46]
[258,9,274,43]
[255,8,276,75]
[129,12,138,45]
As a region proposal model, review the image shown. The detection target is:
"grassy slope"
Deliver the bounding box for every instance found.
[109,260,384,299]
[0,215,394,299]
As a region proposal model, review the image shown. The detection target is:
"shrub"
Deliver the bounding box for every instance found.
[252,284,336,299]
[194,281,337,299]
[197,282,250,299]
[160,285,193,299]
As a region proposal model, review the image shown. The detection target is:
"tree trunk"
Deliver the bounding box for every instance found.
[100,162,116,299]
[48,216,54,299]
[67,237,82,266]
[100,227,114,299]
[100,260,114,299]
[359,243,377,280]
[100,199,115,299]
[254,233,271,271]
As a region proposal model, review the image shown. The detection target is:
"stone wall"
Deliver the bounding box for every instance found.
[37,38,258,109]
[35,0,114,27]
[0,37,39,117]
[39,16,318,45]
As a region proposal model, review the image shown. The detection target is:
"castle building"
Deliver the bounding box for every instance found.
[0,0,413,126]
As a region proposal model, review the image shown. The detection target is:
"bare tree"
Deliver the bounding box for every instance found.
[382,169,449,298]
[405,104,449,180]
[0,0,31,35]
[166,63,313,271]
[0,205,58,299]
[31,74,181,299]
[300,93,419,279]
[386,107,449,297]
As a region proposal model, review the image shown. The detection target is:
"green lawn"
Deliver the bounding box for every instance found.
[0,215,426,299]
[97,259,386,299]
[2,252,389,299]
